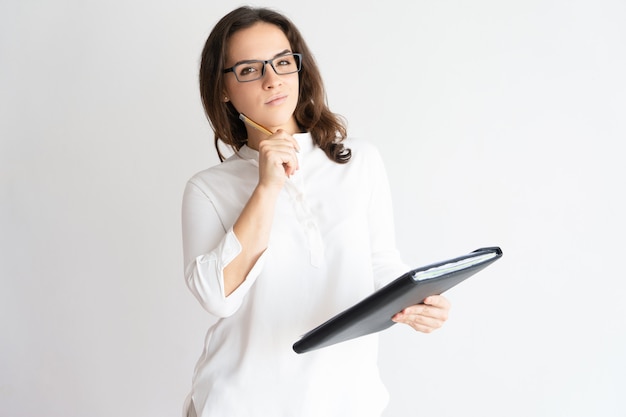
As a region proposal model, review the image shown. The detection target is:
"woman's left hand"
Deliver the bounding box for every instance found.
[391,295,451,333]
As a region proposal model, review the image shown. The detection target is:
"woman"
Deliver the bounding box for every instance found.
[182,6,451,417]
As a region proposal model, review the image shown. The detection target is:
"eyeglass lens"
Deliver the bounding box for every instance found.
[234,54,301,82]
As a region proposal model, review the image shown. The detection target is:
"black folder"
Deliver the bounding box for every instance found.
[293,246,503,354]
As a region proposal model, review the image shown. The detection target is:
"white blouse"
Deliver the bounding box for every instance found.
[181,133,408,417]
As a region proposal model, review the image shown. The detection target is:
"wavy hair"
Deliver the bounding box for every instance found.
[199,6,351,163]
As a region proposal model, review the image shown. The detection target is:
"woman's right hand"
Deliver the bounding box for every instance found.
[256,129,300,190]
[222,129,300,296]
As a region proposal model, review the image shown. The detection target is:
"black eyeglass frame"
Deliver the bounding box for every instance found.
[223,53,303,82]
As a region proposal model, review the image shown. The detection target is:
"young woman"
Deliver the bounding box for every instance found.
[181,6,451,417]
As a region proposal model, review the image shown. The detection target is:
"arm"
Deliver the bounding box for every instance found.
[365,145,410,289]
[182,181,259,317]
[182,130,300,316]
[223,129,300,296]
[365,145,451,333]
[222,183,280,295]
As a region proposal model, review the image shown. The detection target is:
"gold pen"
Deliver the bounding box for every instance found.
[239,113,273,136]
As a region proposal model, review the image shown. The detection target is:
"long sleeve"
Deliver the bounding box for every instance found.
[183,135,396,417]
[365,147,410,289]
[181,180,266,317]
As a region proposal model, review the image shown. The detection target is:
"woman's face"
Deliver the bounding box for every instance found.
[224,22,300,142]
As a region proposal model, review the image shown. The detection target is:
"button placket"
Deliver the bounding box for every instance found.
[285,177,325,268]
[241,141,324,267]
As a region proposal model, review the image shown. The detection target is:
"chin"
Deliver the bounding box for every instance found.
[265,113,298,131]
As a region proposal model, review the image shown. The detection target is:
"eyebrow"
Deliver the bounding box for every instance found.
[232,49,292,66]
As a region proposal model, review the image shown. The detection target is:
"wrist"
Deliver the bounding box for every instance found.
[254,181,284,198]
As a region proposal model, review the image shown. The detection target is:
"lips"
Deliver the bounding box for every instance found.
[265,94,288,105]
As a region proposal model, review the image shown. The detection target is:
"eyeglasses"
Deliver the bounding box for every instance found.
[223,53,302,82]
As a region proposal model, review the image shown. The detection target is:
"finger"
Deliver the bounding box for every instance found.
[392,310,446,333]
[258,145,299,181]
[259,137,300,170]
[392,313,444,333]
[273,129,301,153]
[265,130,300,154]
[267,150,299,176]
[400,303,448,321]
[393,306,445,323]
[275,147,299,175]
[423,295,451,310]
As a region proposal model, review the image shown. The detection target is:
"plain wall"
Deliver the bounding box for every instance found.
[1,1,624,416]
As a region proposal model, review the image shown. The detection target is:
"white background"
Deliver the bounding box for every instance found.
[1,1,625,416]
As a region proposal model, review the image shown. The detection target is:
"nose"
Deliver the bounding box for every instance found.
[262,63,282,89]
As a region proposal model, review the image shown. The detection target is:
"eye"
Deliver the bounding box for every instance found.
[275,57,294,67]
[238,65,259,76]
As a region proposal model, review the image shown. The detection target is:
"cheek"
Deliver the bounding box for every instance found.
[225,84,253,112]
[287,75,300,105]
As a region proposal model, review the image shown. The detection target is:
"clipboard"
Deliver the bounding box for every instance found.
[292,246,503,354]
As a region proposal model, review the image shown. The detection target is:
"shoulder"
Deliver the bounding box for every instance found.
[342,137,385,167]
[186,155,256,195]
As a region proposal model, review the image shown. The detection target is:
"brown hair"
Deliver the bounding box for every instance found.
[199,6,351,163]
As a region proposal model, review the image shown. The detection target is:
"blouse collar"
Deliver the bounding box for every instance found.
[237,132,314,162]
